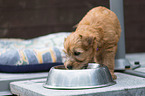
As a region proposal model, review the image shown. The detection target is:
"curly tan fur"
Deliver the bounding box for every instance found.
[64,6,121,80]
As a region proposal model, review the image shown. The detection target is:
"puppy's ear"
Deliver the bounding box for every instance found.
[85,36,96,46]
[82,36,96,50]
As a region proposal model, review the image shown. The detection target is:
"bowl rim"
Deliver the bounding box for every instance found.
[51,63,105,71]
[43,81,116,90]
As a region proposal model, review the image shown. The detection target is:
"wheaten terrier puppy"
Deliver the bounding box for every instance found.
[63,6,121,79]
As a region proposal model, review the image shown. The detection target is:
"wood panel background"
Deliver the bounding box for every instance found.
[0,0,109,38]
[124,0,145,53]
[0,0,145,53]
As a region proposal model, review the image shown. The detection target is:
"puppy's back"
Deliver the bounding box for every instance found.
[77,6,121,44]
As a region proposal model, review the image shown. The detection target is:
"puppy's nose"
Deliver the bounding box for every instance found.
[67,65,73,69]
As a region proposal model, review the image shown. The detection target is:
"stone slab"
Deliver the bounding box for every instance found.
[0,72,48,95]
[126,53,145,67]
[0,72,48,81]
[10,72,145,96]
[135,67,145,73]
[0,91,12,96]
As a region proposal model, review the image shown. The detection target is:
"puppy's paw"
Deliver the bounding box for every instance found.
[112,74,117,80]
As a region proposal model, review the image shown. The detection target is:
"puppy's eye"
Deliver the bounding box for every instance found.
[74,52,81,56]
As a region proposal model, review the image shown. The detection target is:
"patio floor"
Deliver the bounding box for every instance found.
[10,71,145,96]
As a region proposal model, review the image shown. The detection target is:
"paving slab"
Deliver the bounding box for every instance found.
[126,53,145,67]
[135,67,145,73]
[10,72,145,96]
[0,91,12,96]
[0,72,48,95]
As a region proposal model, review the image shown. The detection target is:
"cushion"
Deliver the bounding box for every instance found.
[0,32,70,72]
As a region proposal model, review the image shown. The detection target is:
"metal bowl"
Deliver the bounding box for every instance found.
[43,63,116,89]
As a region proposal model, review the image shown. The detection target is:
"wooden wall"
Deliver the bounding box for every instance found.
[0,0,145,53]
[124,0,145,53]
[0,0,109,38]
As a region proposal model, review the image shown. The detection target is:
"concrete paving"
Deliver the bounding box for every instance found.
[10,72,145,96]
[0,72,48,95]
[126,53,145,67]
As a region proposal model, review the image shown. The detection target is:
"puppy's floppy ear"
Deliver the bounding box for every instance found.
[85,36,96,46]
[82,36,96,50]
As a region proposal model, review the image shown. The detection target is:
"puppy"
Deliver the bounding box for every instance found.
[63,6,121,80]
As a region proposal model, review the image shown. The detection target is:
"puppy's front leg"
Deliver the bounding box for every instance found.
[102,45,117,80]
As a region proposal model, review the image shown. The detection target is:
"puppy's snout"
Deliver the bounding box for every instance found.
[67,65,73,69]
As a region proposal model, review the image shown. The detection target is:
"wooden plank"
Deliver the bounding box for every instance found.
[0,0,109,39]
[2,25,74,39]
[0,0,108,9]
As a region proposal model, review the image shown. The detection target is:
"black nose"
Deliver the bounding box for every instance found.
[67,65,73,69]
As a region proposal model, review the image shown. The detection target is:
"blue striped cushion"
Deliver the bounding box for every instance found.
[0,47,63,65]
[0,32,70,72]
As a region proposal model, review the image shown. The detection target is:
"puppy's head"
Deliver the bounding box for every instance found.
[63,32,97,69]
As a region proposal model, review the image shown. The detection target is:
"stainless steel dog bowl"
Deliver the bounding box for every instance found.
[43,63,116,89]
